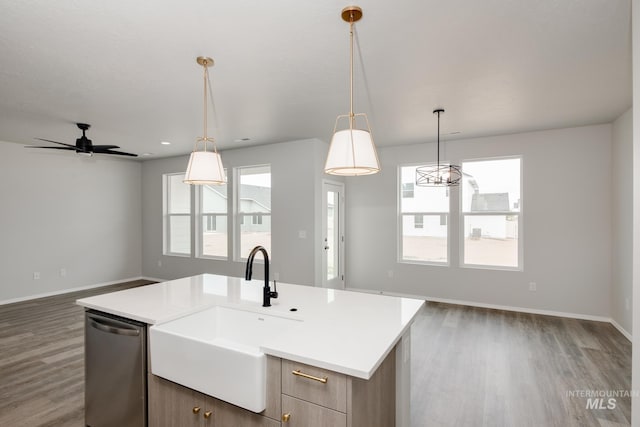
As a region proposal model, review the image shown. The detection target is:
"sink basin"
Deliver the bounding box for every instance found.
[150,305,301,412]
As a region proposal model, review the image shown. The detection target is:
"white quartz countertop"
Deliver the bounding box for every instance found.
[77,274,424,379]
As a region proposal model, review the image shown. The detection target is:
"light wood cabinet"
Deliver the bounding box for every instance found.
[281,395,346,427]
[280,349,396,427]
[148,348,396,427]
[149,373,278,427]
[148,373,214,427]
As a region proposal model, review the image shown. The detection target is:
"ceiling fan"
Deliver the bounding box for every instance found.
[27,123,138,157]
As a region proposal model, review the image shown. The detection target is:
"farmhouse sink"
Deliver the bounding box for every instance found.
[149,305,302,412]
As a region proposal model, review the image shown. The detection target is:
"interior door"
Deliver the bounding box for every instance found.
[322,181,345,289]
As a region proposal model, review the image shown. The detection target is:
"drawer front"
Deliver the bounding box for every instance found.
[281,359,347,412]
[282,395,347,427]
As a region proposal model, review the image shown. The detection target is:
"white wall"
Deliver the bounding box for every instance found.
[611,108,633,335]
[141,138,327,286]
[345,124,612,318]
[0,141,142,302]
[632,0,640,424]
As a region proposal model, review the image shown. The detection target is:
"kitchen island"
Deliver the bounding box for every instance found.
[77,274,424,427]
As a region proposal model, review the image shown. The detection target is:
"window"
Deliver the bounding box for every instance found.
[461,157,521,269]
[236,165,271,259]
[163,173,191,256]
[399,165,449,264]
[199,180,228,258]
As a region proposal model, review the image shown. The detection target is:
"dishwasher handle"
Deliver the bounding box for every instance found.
[89,316,141,337]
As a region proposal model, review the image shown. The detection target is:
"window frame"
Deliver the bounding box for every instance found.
[195,175,230,260]
[163,172,192,258]
[459,155,523,271]
[397,163,451,266]
[234,164,272,262]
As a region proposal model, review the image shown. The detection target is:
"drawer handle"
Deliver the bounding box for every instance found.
[282,412,291,422]
[204,411,212,419]
[292,369,328,384]
[192,406,201,414]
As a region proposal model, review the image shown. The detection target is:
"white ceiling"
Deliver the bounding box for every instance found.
[0,0,632,159]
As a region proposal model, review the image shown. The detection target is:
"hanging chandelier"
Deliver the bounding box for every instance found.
[324,6,380,176]
[415,109,461,186]
[184,56,226,185]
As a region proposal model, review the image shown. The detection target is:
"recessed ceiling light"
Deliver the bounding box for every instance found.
[160,141,171,145]
[448,131,461,135]
[234,138,251,142]
[141,153,154,156]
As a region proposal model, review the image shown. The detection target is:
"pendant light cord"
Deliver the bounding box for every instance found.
[436,110,440,168]
[203,64,208,149]
[349,16,355,129]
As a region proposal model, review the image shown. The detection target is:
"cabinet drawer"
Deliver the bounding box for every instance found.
[282,395,346,427]
[281,359,347,412]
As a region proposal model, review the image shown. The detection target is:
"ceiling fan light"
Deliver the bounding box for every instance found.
[325,128,380,176]
[183,151,226,185]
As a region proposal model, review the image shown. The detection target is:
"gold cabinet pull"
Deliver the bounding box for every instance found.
[282,412,291,422]
[204,410,212,419]
[292,369,328,384]
[192,406,200,414]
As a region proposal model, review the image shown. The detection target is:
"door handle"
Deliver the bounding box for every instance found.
[89,318,140,336]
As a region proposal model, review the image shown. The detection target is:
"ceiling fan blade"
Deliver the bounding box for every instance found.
[25,145,77,151]
[94,148,138,157]
[34,138,81,150]
[92,145,120,150]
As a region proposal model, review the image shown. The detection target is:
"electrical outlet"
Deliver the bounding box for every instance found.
[33,272,40,280]
[528,282,537,292]
[387,270,394,278]
[298,230,307,239]
[157,260,162,267]
[60,268,66,277]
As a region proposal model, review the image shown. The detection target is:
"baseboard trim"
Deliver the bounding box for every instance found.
[141,276,167,283]
[610,318,632,342]
[346,287,627,335]
[422,295,612,323]
[0,276,150,306]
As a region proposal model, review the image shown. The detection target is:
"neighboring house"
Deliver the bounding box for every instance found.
[403,174,518,240]
[202,184,271,234]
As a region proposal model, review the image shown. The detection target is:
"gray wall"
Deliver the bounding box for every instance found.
[345,124,613,318]
[0,141,142,302]
[611,108,633,335]
[632,2,640,423]
[141,138,327,286]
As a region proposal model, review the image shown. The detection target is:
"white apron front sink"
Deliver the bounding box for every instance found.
[150,305,301,412]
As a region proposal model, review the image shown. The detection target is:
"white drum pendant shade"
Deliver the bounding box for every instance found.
[325,128,380,176]
[183,151,226,185]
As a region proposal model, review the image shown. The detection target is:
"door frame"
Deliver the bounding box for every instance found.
[321,180,345,289]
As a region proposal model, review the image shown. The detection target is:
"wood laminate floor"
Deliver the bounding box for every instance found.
[0,285,632,427]
[411,302,631,427]
[0,280,154,427]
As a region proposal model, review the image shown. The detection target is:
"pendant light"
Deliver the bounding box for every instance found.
[324,6,380,176]
[415,109,461,186]
[184,56,226,185]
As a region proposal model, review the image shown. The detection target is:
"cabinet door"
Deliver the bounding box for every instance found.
[214,398,281,427]
[282,395,346,427]
[282,359,347,412]
[148,374,209,427]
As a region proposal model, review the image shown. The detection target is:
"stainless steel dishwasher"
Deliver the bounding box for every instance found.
[85,309,147,427]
